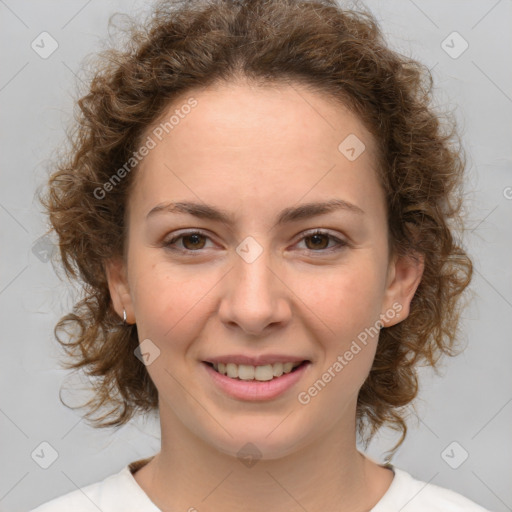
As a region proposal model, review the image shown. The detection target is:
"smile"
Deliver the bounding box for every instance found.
[210,361,303,381]
[201,360,311,401]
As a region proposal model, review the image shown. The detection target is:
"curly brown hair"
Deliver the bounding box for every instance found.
[41,0,472,460]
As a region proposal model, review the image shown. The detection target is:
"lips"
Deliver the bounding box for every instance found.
[201,359,312,401]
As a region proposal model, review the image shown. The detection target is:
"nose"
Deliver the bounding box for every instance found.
[218,246,292,336]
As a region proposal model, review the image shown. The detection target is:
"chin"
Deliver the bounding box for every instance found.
[202,417,311,462]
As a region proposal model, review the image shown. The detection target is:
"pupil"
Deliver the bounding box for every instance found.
[308,234,328,250]
[184,234,205,250]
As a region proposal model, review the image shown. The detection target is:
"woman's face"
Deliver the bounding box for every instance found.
[107,81,422,459]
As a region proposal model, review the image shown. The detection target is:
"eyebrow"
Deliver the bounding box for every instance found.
[146,198,364,225]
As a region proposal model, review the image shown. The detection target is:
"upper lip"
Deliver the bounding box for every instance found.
[203,354,310,366]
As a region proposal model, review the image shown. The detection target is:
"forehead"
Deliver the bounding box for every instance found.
[130,81,382,219]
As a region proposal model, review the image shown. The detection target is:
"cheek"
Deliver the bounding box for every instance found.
[296,259,385,340]
[294,268,382,416]
[128,263,218,402]
[129,257,215,348]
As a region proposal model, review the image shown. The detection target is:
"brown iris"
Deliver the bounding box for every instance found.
[182,233,207,250]
[304,233,330,250]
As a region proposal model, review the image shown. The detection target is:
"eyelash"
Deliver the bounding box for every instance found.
[162,229,348,255]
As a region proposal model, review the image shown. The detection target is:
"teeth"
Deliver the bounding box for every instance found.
[273,362,283,377]
[212,361,303,381]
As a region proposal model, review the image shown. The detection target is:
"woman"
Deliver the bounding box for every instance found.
[30,0,490,510]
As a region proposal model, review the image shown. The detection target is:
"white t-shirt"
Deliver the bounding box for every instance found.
[29,456,491,512]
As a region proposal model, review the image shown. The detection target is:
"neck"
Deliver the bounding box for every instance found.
[134,400,393,512]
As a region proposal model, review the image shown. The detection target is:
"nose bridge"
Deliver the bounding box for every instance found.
[236,246,275,299]
[219,236,289,333]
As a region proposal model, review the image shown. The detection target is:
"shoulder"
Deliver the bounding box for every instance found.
[28,458,159,512]
[28,467,130,512]
[372,465,492,512]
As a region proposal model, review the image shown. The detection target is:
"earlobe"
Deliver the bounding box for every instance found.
[381,251,424,328]
[104,257,134,324]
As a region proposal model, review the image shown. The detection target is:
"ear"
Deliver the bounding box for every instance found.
[380,249,424,328]
[104,256,135,325]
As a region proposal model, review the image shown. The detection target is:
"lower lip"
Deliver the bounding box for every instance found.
[202,361,311,401]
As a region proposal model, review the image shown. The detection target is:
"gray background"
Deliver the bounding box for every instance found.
[1,0,511,511]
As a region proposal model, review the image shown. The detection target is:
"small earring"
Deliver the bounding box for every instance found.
[123,309,127,325]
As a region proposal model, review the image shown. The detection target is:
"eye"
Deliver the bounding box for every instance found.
[163,230,214,252]
[296,229,348,253]
[162,229,348,255]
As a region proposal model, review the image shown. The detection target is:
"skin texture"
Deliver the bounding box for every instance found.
[106,81,424,511]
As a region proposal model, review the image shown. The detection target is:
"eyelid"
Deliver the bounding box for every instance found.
[162,229,214,249]
[162,228,349,253]
[293,228,349,252]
